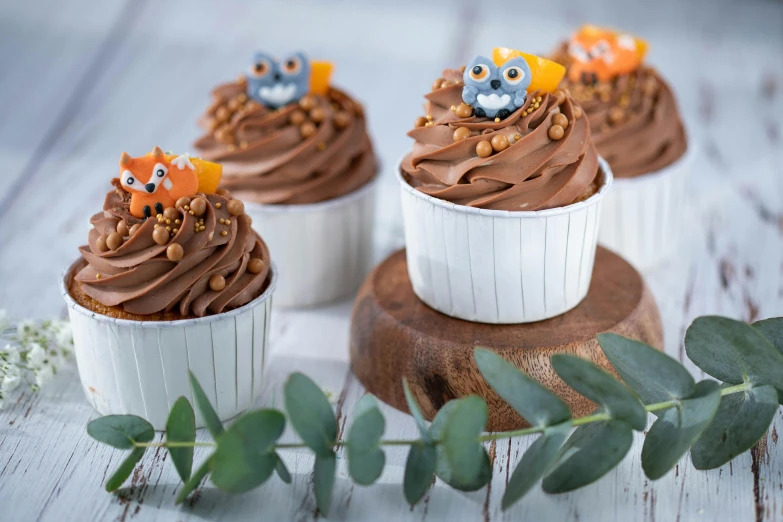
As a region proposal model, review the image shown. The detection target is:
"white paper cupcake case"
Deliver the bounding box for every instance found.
[398,157,613,324]
[60,260,277,430]
[243,178,377,308]
[598,146,694,271]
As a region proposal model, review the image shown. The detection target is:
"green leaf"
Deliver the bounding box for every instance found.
[314,452,336,515]
[403,379,431,441]
[275,453,292,484]
[502,421,570,510]
[691,384,778,470]
[551,354,647,430]
[440,396,488,487]
[189,371,224,438]
[284,373,337,457]
[542,419,633,493]
[211,409,285,493]
[641,380,721,479]
[598,333,695,405]
[167,397,196,483]
[105,447,146,492]
[430,399,491,491]
[87,415,154,449]
[474,348,571,426]
[403,443,436,505]
[347,394,386,485]
[176,456,212,504]
[752,318,783,403]
[685,316,783,389]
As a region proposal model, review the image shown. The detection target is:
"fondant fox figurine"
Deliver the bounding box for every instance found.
[567,26,646,83]
[119,146,199,218]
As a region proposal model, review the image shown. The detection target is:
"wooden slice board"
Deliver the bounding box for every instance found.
[349,247,663,431]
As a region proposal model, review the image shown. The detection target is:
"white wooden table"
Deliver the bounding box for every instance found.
[1,0,783,520]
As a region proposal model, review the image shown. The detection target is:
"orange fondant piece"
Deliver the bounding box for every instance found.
[163,154,222,195]
[492,48,566,93]
[309,61,334,95]
[566,25,648,82]
[119,148,199,218]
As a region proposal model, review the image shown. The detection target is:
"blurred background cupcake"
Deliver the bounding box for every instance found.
[553,25,692,270]
[399,48,612,324]
[194,52,378,308]
[61,147,276,429]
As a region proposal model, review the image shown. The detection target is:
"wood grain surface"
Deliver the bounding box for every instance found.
[350,248,663,430]
[1,0,783,521]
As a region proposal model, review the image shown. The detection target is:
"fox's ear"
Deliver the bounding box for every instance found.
[119,152,132,167]
[151,146,164,159]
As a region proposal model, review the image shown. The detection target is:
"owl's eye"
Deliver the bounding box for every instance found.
[469,64,490,83]
[249,59,271,78]
[282,57,301,75]
[121,170,138,191]
[503,66,525,86]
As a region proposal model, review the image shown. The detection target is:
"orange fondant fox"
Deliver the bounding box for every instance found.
[119,146,199,218]
[567,26,646,83]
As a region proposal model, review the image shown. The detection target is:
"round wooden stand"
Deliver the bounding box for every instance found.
[349,247,663,431]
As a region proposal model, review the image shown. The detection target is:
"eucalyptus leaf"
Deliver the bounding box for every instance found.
[404,443,436,505]
[502,421,571,510]
[691,384,778,470]
[403,379,431,441]
[189,371,224,438]
[87,414,154,449]
[542,419,633,493]
[314,452,336,515]
[176,457,212,504]
[284,373,337,457]
[105,447,146,492]
[430,399,491,491]
[685,316,783,389]
[275,453,292,484]
[752,318,783,403]
[598,333,695,405]
[474,348,571,426]
[347,394,386,485]
[211,409,285,493]
[440,396,488,487]
[641,380,721,480]
[551,354,647,430]
[166,397,196,483]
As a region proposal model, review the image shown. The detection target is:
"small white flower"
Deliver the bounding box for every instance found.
[17,319,38,343]
[52,321,73,347]
[35,365,54,388]
[1,344,20,365]
[26,342,47,368]
[1,366,21,393]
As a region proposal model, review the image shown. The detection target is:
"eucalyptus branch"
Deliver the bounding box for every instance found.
[88,315,783,516]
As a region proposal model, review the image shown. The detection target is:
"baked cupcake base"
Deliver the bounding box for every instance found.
[60,259,277,430]
[242,177,377,308]
[398,157,613,324]
[598,145,694,271]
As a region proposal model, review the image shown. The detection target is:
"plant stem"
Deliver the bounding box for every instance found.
[132,382,755,451]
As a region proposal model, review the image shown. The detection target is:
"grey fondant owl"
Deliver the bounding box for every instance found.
[246,52,311,108]
[462,56,531,119]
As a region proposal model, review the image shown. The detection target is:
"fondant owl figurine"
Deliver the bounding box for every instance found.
[462,56,531,120]
[246,52,311,108]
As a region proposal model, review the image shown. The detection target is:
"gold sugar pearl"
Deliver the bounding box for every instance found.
[176,197,191,209]
[426,114,433,121]
[96,234,109,253]
[95,273,102,280]
[215,203,222,209]
[453,127,471,142]
[300,122,316,138]
[310,107,325,123]
[175,219,181,225]
[432,78,445,91]
[209,274,226,292]
[129,224,141,236]
[221,230,228,236]
[476,141,493,158]
[190,198,207,216]
[414,116,428,128]
[166,243,184,262]
[248,258,265,274]
[106,232,124,250]
[455,103,473,118]
[290,110,306,125]
[163,207,179,221]
[490,134,509,152]
[450,105,456,112]
[116,220,129,237]
[318,142,326,151]
[334,111,350,129]
[227,199,244,216]
[299,95,317,111]
[573,105,583,119]
[552,113,569,129]
[152,226,170,245]
[548,125,565,140]
[609,107,626,124]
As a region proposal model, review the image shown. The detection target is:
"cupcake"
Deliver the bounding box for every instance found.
[400,48,613,324]
[60,147,277,429]
[193,52,377,307]
[554,26,691,270]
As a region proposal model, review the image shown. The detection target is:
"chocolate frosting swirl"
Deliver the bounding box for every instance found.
[193,82,377,205]
[74,185,271,318]
[553,45,688,178]
[402,68,600,211]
